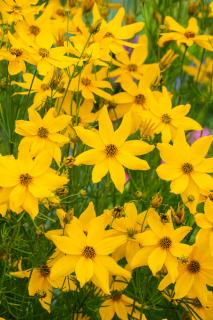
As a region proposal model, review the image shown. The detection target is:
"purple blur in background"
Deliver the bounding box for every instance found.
[188,128,210,144]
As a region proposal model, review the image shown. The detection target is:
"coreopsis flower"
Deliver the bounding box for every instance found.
[0,0,42,24]
[0,149,68,218]
[156,131,213,200]
[99,279,145,320]
[15,108,71,164]
[173,241,213,305]
[74,107,154,192]
[10,252,75,312]
[158,16,213,51]
[12,70,66,105]
[113,77,160,131]
[141,87,202,143]
[109,202,148,263]
[184,57,213,86]
[49,218,131,294]
[0,33,35,75]
[109,35,149,83]
[25,36,76,75]
[70,64,112,101]
[195,199,213,256]
[131,209,192,282]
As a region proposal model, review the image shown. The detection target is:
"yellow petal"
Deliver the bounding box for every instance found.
[75,257,94,287]
[50,255,79,279]
[148,247,167,275]
[75,149,106,165]
[108,158,126,193]
[92,160,109,183]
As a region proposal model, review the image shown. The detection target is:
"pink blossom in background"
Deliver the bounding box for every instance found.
[188,128,210,144]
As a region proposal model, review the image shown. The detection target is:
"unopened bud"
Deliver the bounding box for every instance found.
[64,156,75,167]
[151,193,163,208]
[80,189,87,197]
[135,191,143,199]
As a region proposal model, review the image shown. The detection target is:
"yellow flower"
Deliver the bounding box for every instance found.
[70,63,112,101]
[12,70,66,106]
[173,242,213,305]
[131,209,192,282]
[113,76,160,132]
[110,202,148,263]
[49,218,131,294]
[159,49,178,72]
[0,32,35,75]
[109,35,149,83]
[15,108,70,165]
[75,107,154,192]
[0,149,67,218]
[159,16,213,51]
[142,87,202,143]
[157,131,213,199]
[100,288,145,320]
[184,57,213,86]
[195,199,213,256]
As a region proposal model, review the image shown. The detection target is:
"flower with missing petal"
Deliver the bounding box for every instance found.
[74,107,154,192]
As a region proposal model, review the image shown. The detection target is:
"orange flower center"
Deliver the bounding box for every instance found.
[135,94,145,105]
[182,162,193,174]
[184,31,195,38]
[81,78,91,86]
[10,47,23,57]
[187,260,200,273]
[159,236,172,249]
[39,265,50,277]
[128,64,137,72]
[39,48,49,58]
[82,246,96,259]
[29,25,40,36]
[105,144,118,158]
[127,228,137,238]
[20,173,32,186]
[161,113,171,124]
[104,32,113,38]
[37,127,49,138]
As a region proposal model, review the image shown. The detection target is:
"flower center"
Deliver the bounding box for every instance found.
[82,246,96,259]
[128,64,137,72]
[39,48,49,58]
[10,47,23,57]
[19,173,32,186]
[37,127,49,138]
[182,162,193,174]
[161,113,171,124]
[159,236,172,249]
[105,144,118,158]
[29,25,40,36]
[127,228,137,238]
[81,78,91,86]
[135,94,145,105]
[112,206,124,218]
[39,265,50,277]
[56,8,65,16]
[184,31,195,38]
[40,83,50,91]
[187,260,200,273]
[111,291,122,301]
[104,32,113,38]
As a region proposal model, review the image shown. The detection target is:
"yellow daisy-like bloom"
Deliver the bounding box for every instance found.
[142,86,202,143]
[156,131,213,199]
[195,199,213,256]
[0,149,67,219]
[131,209,192,282]
[74,107,154,192]
[158,16,213,51]
[49,218,131,294]
[173,242,213,305]
[109,202,148,263]
[15,108,71,165]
